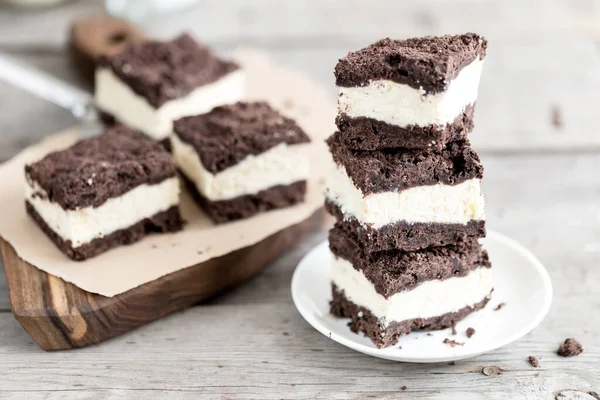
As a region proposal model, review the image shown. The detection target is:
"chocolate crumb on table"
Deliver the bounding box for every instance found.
[401,386,407,391]
[443,338,464,347]
[466,327,476,338]
[551,105,563,129]
[527,356,540,367]
[494,302,505,311]
[557,338,583,357]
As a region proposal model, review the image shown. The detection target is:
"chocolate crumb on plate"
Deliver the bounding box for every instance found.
[451,323,457,335]
[443,338,464,347]
[481,366,502,376]
[527,356,540,368]
[557,338,583,357]
[466,327,476,338]
[494,302,505,311]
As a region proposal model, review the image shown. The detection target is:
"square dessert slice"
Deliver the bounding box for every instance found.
[335,33,487,150]
[95,34,245,143]
[25,126,183,261]
[171,102,311,223]
[325,132,486,253]
[329,230,492,348]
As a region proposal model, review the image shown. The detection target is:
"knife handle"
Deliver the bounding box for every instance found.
[69,15,147,86]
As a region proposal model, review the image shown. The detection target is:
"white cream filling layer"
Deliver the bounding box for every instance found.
[326,160,485,228]
[25,178,180,248]
[338,57,483,128]
[95,68,245,141]
[331,252,492,327]
[171,134,310,201]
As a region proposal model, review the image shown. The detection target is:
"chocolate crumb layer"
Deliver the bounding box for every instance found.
[182,173,307,223]
[335,104,475,151]
[174,102,311,173]
[329,229,490,297]
[98,34,239,108]
[25,126,176,210]
[326,200,486,253]
[557,338,583,357]
[335,33,487,93]
[466,327,476,338]
[327,133,483,194]
[330,283,490,348]
[527,356,540,367]
[27,202,182,261]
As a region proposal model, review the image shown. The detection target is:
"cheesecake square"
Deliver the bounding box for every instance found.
[335,33,487,150]
[329,229,492,348]
[325,132,486,253]
[25,126,183,261]
[95,34,245,143]
[171,102,311,223]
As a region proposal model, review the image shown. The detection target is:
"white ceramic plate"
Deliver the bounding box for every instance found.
[291,230,552,363]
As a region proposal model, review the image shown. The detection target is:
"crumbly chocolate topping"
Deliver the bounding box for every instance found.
[25,125,176,210]
[98,33,239,108]
[335,33,487,93]
[174,102,311,173]
[329,230,491,297]
[527,356,540,367]
[327,132,483,194]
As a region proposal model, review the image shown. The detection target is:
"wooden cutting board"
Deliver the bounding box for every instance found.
[1,209,326,350]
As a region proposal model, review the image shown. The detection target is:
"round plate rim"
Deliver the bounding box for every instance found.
[291,230,553,363]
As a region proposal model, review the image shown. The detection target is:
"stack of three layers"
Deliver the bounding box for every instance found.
[325,34,493,348]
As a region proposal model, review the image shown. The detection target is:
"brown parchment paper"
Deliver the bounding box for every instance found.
[0,49,335,297]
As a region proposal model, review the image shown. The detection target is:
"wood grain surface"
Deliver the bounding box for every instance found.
[0,0,598,398]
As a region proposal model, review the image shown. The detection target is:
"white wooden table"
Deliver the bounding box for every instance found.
[0,1,598,399]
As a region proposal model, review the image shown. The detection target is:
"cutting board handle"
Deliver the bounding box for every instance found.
[69,15,147,85]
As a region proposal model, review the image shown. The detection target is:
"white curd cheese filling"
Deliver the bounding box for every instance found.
[326,160,485,228]
[331,251,492,327]
[95,68,245,141]
[171,134,310,201]
[25,177,180,248]
[337,57,483,128]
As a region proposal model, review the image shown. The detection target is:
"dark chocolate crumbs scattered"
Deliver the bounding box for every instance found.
[451,324,457,335]
[557,338,583,357]
[401,386,407,391]
[466,327,476,338]
[443,338,464,347]
[527,356,540,368]
[495,303,505,311]
[551,105,563,129]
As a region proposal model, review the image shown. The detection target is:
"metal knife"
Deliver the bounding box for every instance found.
[0,52,103,138]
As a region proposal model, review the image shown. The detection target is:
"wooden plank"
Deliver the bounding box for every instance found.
[1,0,599,48]
[0,300,597,399]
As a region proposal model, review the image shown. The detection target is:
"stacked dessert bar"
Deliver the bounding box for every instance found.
[326,34,493,348]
